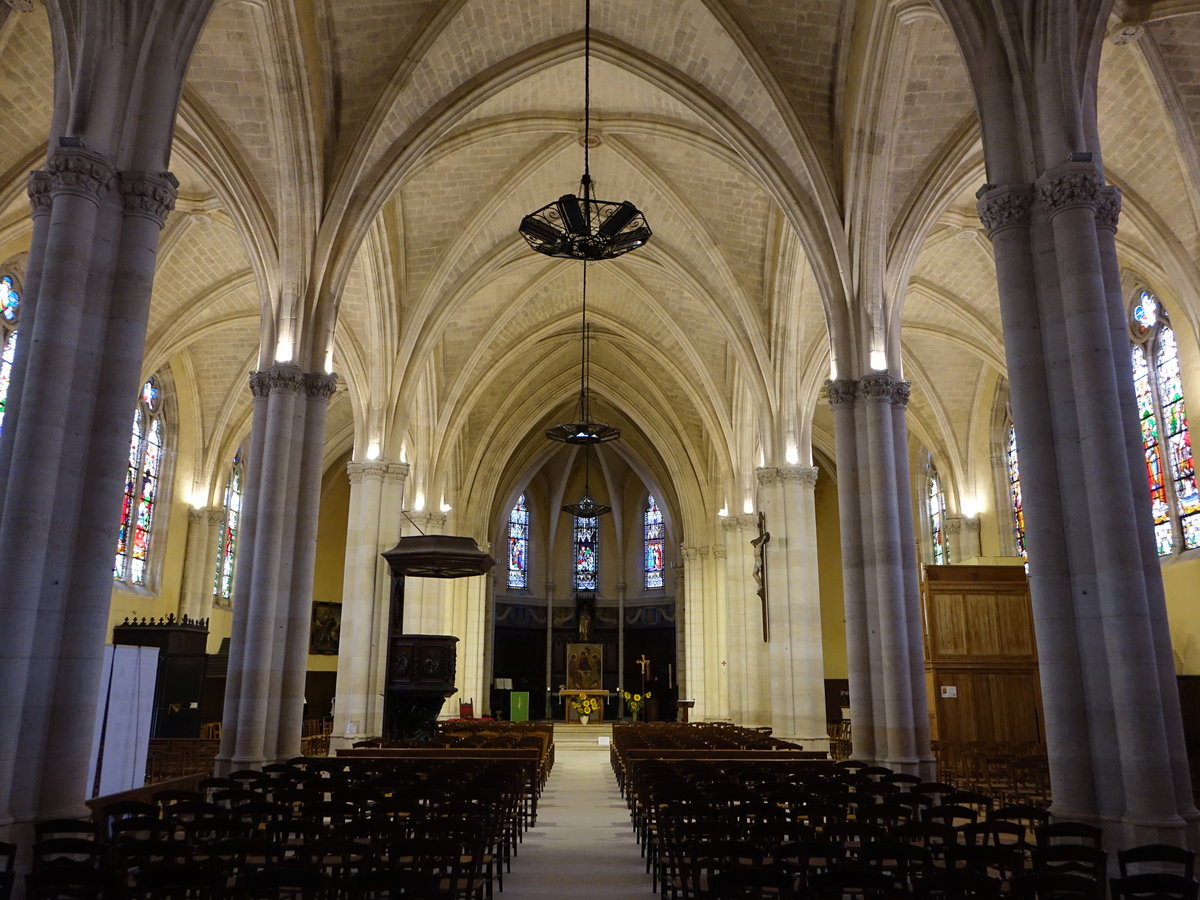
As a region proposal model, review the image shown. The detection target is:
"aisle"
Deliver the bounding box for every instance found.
[501,748,658,899]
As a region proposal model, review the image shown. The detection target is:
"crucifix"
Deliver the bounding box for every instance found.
[750,511,770,642]
[636,654,650,695]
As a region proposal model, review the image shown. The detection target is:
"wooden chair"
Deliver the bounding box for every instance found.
[913,869,1002,899]
[25,867,111,900]
[1110,873,1200,900]
[1035,822,1103,849]
[802,867,909,898]
[1011,871,1105,899]
[1119,845,1197,880]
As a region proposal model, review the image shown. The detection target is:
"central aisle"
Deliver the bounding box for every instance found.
[501,746,658,899]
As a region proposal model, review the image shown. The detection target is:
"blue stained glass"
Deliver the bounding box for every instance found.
[507,493,529,589]
[0,276,18,323]
[115,377,164,584]
[644,494,664,589]
[1131,296,1195,555]
[215,449,244,599]
[0,330,17,432]
[573,515,598,591]
[928,462,949,564]
[1007,424,1026,558]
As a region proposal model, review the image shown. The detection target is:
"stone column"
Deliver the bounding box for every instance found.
[721,516,754,725]
[757,466,828,751]
[827,380,874,761]
[330,460,408,752]
[826,377,931,775]
[0,4,213,851]
[215,368,337,771]
[681,546,706,718]
[616,580,626,714]
[179,507,224,623]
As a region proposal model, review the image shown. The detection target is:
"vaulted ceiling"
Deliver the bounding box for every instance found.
[1,0,1198,540]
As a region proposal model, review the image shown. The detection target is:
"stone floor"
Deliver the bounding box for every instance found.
[501,744,657,899]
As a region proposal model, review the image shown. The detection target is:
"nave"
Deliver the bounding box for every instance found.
[502,743,656,899]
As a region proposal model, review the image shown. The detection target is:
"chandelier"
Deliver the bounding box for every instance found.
[518,0,651,261]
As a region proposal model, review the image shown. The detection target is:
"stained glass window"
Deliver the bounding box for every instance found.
[507,493,529,589]
[927,459,949,564]
[644,494,664,589]
[115,376,164,585]
[0,275,20,432]
[1007,423,1026,558]
[214,448,245,601]
[573,515,598,591]
[1131,290,1198,555]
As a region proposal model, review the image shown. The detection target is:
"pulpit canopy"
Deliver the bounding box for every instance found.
[382,535,494,578]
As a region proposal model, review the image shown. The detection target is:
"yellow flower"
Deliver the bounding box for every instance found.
[623,691,631,699]
[646,692,651,699]
[633,694,641,702]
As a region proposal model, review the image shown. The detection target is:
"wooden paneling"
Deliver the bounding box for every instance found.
[931,668,1043,744]
[924,565,1044,749]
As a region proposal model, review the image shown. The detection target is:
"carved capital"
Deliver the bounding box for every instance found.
[386,462,411,484]
[47,148,116,204]
[944,518,963,535]
[825,379,857,409]
[406,511,447,533]
[348,461,390,483]
[1095,185,1122,231]
[681,546,700,563]
[27,170,52,216]
[1037,165,1103,217]
[891,380,911,408]
[757,467,781,487]
[119,172,177,227]
[977,185,1034,237]
[720,516,743,534]
[206,508,226,528]
[965,517,981,533]
[306,371,338,402]
[188,508,206,526]
[859,372,895,403]
[249,366,305,398]
[712,545,727,560]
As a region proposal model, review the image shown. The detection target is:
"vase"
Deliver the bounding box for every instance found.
[579,714,589,726]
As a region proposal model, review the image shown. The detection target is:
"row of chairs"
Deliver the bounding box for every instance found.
[17,755,539,899]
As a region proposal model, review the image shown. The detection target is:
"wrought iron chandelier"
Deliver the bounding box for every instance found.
[518,0,651,261]
[545,262,619,445]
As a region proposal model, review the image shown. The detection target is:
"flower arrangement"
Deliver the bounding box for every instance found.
[570,692,600,719]
[623,690,651,720]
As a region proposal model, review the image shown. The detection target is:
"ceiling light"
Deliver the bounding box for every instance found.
[518,0,651,262]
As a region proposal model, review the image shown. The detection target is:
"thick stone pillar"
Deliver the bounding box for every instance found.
[0,0,213,851]
[826,377,932,776]
[179,507,224,623]
[977,174,1198,844]
[721,515,759,725]
[330,461,408,751]
[757,466,828,751]
[215,368,337,771]
[706,545,729,721]
[680,546,707,718]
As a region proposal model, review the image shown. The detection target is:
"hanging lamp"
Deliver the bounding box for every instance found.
[518,0,651,261]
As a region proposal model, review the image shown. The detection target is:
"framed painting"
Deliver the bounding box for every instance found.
[309,601,341,654]
[566,642,603,690]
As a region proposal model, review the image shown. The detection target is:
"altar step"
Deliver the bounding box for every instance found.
[553,722,613,751]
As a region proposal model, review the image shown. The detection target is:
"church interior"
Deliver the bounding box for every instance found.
[4,0,1200,885]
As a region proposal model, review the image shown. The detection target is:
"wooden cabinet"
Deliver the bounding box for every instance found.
[922,565,1044,746]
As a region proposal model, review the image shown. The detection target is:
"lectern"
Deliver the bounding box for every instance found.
[380,535,493,740]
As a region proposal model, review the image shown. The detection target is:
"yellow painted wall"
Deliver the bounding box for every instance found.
[308,456,351,672]
[816,465,847,677]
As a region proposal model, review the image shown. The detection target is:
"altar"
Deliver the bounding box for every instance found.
[559,690,609,723]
